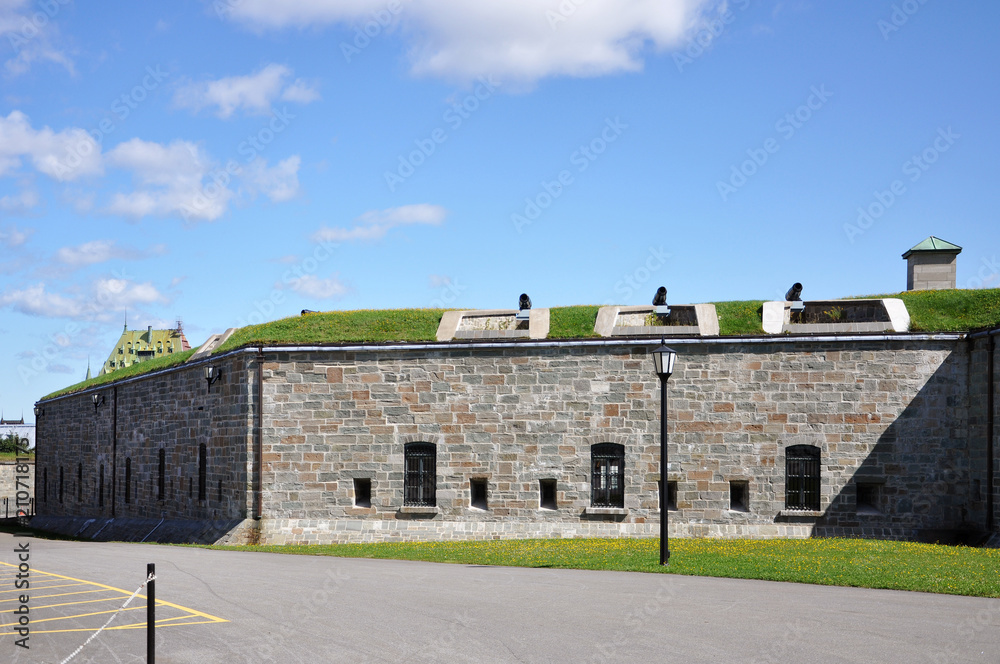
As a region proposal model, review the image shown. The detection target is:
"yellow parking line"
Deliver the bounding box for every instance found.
[0,561,227,635]
[0,588,111,604]
[0,582,88,594]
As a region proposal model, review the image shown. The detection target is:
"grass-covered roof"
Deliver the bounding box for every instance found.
[41,289,1000,400]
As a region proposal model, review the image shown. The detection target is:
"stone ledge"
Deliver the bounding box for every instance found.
[777,510,824,518]
[398,505,440,515]
[582,507,629,516]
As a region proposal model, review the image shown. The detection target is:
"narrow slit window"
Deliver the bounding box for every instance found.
[198,443,207,501]
[59,466,64,503]
[857,482,881,514]
[354,478,372,508]
[539,479,557,510]
[663,480,677,511]
[77,463,83,502]
[125,458,132,504]
[157,449,165,501]
[730,481,749,512]
[99,464,105,507]
[470,478,488,510]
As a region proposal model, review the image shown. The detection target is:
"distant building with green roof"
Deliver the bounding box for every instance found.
[99,323,191,376]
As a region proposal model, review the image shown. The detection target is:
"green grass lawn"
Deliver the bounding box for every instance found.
[199,537,1000,598]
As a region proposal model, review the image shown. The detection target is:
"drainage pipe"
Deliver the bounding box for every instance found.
[988,333,995,533]
[111,386,118,518]
[254,347,264,520]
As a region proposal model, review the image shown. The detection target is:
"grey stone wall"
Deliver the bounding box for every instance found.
[35,334,990,545]
[259,339,974,544]
[34,353,254,524]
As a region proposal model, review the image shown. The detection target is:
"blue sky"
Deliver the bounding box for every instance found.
[1,0,998,420]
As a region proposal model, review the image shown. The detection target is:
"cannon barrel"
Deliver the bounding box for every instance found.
[785,283,803,301]
[652,286,667,306]
[519,293,532,311]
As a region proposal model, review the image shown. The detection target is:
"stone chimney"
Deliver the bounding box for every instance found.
[902,236,962,291]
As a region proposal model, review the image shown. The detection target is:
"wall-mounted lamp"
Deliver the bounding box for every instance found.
[34,405,43,418]
[205,365,222,390]
[92,393,105,411]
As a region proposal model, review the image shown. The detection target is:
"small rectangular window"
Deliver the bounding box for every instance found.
[470,478,488,510]
[663,480,677,511]
[730,481,749,512]
[857,482,881,514]
[354,478,372,508]
[539,479,557,510]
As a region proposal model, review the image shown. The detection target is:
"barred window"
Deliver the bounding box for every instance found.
[591,443,625,508]
[785,445,820,511]
[404,443,436,507]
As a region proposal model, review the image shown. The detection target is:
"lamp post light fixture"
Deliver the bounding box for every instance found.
[92,393,105,411]
[34,405,42,418]
[651,339,677,566]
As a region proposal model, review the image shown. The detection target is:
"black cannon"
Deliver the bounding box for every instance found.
[785,283,803,302]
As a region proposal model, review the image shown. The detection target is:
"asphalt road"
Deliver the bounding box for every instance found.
[1,531,997,664]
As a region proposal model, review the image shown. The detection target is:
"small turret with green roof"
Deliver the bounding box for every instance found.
[902,236,962,291]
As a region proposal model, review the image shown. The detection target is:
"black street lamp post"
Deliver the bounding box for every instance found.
[652,340,677,566]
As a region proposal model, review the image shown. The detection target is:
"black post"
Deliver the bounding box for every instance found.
[660,377,670,566]
[147,563,155,663]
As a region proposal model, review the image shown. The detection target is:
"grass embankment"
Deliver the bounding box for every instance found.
[42,349,197,400]
[212,308,446,354]
[202,537,1000,598]
[38,289,1000,399]
[877,289,1000,332]
[713,300,766,335]
[547,306,601,338]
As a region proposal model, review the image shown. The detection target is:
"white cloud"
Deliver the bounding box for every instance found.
[243,156,301,202]
[220,0,716,85]
[54,239,160,269]
[174,64,319,118]
[0,223,33,247]
[0,188,38,213]
[0,278,167,320]
[0,111,102,181]
[312,204,447,243]
[282,274,349,300]
[105,138,231,222]
[1,0,75,76]
[281,78,321,103]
